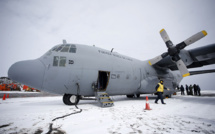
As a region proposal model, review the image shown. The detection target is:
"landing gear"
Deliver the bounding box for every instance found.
[136,94,140,98]
[63,94,80,105]
[126,94,140,98]
[166,94,172,98]
[126,95,134,98]
[163,94,172,99]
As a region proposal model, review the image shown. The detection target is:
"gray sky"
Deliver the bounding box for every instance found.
[0,0,215,90]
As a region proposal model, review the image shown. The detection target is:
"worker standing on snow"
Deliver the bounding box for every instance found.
[154,80,170,104]
[186,85,189,95]
[189,85,193,95]
[180,85,185,95]
[193,84,198,96]
[197,85,201,96]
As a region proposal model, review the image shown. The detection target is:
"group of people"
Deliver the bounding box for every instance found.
[179,84,201,96]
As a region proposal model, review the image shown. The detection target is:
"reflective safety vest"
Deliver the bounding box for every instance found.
[157,83,164,92]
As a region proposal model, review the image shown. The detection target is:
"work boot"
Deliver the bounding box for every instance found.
[155,102,158,104]
[162,103,166,105]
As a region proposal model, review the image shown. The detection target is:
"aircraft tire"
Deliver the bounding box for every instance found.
[163,94,172,98]
[167,94,172,98]
[63,94,68,105]
[126,95,134,98]
[63,94,80,105]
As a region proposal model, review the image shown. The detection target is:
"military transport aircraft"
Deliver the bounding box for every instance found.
[8,29,215,107]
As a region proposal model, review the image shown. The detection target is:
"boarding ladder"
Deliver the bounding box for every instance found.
[95,91,114,107]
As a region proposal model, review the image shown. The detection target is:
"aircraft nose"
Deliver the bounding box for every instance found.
[8,59,45,89]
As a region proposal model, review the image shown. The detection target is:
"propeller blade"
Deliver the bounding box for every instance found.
[176,59,190,77]
[160,29,170,43]
[184,30,207,46]
[160,29,174,48]
[148,52,168,65]
[177,30,207,50]
[148,55,163,65]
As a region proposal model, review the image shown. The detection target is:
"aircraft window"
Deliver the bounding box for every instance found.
[46,50,52,56]
[52,44,76,53]
[69,45,76,53]
[56,45,65,52]
[61,44,70,52]
[59,57,66,67]
[53,56,59,66]
[52,46,59,51]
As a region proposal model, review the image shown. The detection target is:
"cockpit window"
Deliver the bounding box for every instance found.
[53,56,59,66]
[56,45,64,52]
[59,57,66,67]
[53,56,67,67]
[61,44,70,52]
[52,44,77,53]
[52,46,59,51]
[69,45,76,53]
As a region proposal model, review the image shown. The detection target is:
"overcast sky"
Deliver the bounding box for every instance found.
[0,0,215,90]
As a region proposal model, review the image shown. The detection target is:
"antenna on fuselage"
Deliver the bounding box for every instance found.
[111,48,114,52]
[63,39,67,44]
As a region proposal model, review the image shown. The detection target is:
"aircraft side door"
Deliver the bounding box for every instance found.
[97,71,110,92]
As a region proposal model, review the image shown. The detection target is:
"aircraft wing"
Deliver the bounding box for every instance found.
[189,69,215,75]
[187,44,215,68]
[154,43,215,72]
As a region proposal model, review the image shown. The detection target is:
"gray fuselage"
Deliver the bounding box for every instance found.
[8,43,183,96]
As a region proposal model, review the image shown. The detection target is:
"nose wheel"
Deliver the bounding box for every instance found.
[63,94,80,105]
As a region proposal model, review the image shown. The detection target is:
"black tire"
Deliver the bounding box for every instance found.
[63,94,80,105]
[126,95,134,98]
[63,94,69,105]
[167,94,172,98]
[163,94,172,98]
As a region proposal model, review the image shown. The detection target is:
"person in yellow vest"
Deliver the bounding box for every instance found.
[155,80,170,104]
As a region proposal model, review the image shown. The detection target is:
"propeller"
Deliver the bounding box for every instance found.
[148,29,207,77]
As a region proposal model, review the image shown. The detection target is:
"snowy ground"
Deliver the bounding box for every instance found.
[0,91,215,134]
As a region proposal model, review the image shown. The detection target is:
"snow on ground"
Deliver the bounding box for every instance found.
[0,91,215,134]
